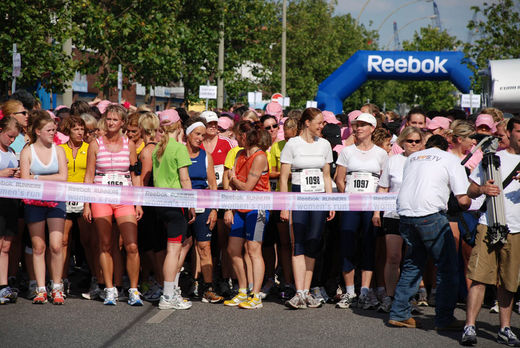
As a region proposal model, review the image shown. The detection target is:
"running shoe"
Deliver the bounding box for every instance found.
[428,290,436,307]
[202,290,224,304]
[378,296,392,313]
[305,292,323,308]
[497,327,520,347]
[51,288,65,305]
[103,287,117,306]
[336,293,357,309]
[259,279,275,300]
[285,293,307,309]
[224,292,248,307]
[190,280,200,298]
[82,285,102,301]
[239,295,263,309]
[461,325,477,346]
[417,288,428,307]
[310,287,326,304]
[143,284,163,303]
[490,300,499,313]
[33,290,48,304]
[357,294,370,309]
[0,286,18,304]
[128,289,144,306]
[280,284,296,301]
[63,278,71,298]
[26,282,37,300]
[158,293,192,310]
[117,288,128,301]
[363,289,379,310]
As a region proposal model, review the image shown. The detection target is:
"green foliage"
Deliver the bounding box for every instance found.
[70,0,184,96]
[0,0,75,96]
[464,0,520,89]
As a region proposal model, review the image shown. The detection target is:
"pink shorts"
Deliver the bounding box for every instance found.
[91,203,136,219]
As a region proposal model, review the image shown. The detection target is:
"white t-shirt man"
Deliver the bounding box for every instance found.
[379,153,407,219]
[336,144,388,193]
[397,147,470,217]
[469,150,520,233]
[280,136,333,186]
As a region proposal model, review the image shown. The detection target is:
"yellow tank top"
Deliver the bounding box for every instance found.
[60,142,89,183]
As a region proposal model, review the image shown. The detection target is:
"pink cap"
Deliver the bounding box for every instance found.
[427,116,451,131]
[46,110,56,119]
[158,109,180,126]
[218,116,234,130]
[476,114,497,133]
[97,100,112,114]
[348,110,362,125]
[266,102,283,120]
[322,110,340,125]
[54,105,68,112]
[248,107,260,116]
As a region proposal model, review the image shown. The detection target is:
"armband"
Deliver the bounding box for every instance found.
[129,161,142,175]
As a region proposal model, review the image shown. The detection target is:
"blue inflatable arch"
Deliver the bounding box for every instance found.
[316,50,473,114]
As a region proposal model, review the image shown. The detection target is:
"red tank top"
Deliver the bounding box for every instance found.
[235,149,270,192]
[201,137,233,165]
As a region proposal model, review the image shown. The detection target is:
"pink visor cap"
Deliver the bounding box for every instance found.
[322,110,341,125]
[476,114,497,133]
[427,116,452,131]
[218,116,234,130]
[158,109,180,126]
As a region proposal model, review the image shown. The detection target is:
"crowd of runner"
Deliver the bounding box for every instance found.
[0,90,519,345]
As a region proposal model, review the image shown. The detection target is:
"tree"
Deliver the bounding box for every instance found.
[0,0,75,97]
[268,0,376,109]
[70,0,184,97]
[382,26,462,111]
[465,0,520,88]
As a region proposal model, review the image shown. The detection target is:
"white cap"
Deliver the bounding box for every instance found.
[351,113,377,127]
[200,110,218,123]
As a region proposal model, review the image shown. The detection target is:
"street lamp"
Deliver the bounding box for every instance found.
[384,15,437,50]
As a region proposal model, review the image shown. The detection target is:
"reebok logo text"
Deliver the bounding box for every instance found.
[367,55,448,74]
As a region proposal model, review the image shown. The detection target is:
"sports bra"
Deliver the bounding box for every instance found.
[188,150,208,190]
[30,144,59,175]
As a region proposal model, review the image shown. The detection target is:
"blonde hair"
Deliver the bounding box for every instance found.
[80,113,97,129]
[155,122,182,162]
[450,119,475,139]
[397,126,423,147]
[1,99,24,117]
[97,117,107,133]
[480,107,504,123]
[242,110,259,122]
[138,112,160,139]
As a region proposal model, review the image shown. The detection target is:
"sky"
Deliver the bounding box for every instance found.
[334,0,496,49]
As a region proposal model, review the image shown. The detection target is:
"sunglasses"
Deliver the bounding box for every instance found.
[13,111,28,116]
[405,139,421,144]
[265,124,279,131]
[218,127,227,133]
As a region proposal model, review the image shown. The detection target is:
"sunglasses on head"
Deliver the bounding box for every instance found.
[14,111,28,116]
[265,124,279,131]
[405,139,421,144]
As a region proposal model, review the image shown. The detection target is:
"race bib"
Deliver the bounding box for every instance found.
[102,173,129,186]
[195,208,205,214]
[346,172,379,193]
[300,169,324,193]
[66,201,84,214]
[214,164,224,188]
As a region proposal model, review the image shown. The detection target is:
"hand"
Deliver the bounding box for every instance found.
[83,205,92,223]
[135,206,143,221]
[0,168,16,177]
[280,210,289,222]
[372,212,381,227]
[188,208,196,224]
[224,210,234,227]
[481,179,500,197]
[513,171,520,182]
[327,210,335,221]
[13,168,20,178]
[207,209,217,230]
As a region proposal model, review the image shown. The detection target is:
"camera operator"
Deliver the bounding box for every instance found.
[462,117,520,346]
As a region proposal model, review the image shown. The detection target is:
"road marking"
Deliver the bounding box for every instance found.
[146,309,174,324]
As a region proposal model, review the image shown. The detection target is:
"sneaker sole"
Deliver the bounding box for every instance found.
[104,301,117,305]
[201,298,224,304]
[388,319,419,328]
[128,301,144,306]
[285,302,306,309]
[461,337,477,346]
[336,304,351,309]
[239,304,263,309]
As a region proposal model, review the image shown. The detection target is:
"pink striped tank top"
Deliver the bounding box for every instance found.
[94,136,131,185]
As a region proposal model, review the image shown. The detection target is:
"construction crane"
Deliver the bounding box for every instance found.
[393,21,401,50]
[432,1,442,30]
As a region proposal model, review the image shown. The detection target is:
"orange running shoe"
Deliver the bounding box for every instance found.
[33,290,48,304]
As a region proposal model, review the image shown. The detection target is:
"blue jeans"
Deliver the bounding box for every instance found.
[389,212,458,327]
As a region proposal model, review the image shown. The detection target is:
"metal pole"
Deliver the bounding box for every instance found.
[217,17,224,109]
[469,89,473,115]
[205,80,209,110]
[11,44,17,94]
[281,0,287,96]
[62,39,73,106]
[118,64,122,104]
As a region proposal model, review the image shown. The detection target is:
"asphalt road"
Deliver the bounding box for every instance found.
[2,294,517,347]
